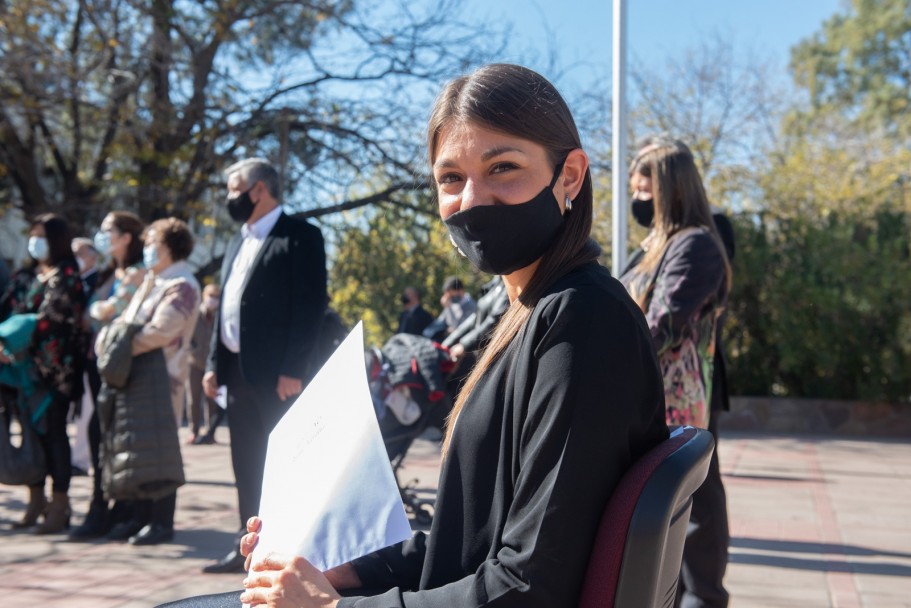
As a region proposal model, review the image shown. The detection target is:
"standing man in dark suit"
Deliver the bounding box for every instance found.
[201,158,327,574]
[72,237,101,299]
[396,286,433,336]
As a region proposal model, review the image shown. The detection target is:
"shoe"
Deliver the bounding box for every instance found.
[193,433,216,445]
[34,491,71,535]
[185,433,198,445]
[105,519,145,541]
[128,523,174,546]
[202,549,246,574]
[70,466,89,477]
[11,487,47,530]
[68,502,111,541]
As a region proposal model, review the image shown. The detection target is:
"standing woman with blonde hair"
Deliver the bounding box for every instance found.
[620,138,732,608]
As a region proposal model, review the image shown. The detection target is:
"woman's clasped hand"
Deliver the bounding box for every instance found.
[239,517,362,608]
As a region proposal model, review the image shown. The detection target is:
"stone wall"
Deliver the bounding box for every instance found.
[718,397,911,437]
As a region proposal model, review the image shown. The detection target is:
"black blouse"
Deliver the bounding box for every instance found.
[343,262,669,607]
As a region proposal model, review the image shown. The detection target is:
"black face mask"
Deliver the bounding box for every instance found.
[400,294,411,305]
[631,195,654,228]
[227,189,255,223]
[443,163,565,275]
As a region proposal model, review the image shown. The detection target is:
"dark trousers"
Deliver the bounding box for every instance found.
[134,491,177,530]
[88,410,103,502]
[157,591,243,608]
[677,413,730,608]
[223,352,289,532]
[87,361,104,504]
[156,587,375,607]
[187,366,224,436]
[31,392,72,494]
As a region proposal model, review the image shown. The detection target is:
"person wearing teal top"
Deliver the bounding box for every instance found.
[2,214,86,534]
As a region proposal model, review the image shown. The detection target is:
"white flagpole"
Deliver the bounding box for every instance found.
[611,0,628,276]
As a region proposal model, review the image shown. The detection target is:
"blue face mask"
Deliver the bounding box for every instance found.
[28,236,49,262]
[143,244,159,269]
[94,231,112,255]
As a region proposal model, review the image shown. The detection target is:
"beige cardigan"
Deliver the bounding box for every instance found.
[121,261,200,423]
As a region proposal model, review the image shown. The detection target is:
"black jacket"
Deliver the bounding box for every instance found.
[208,213,327,389]
[442,277,509,353]
[397,305,433,337]
[622,212,735,412]
[343,263,669,607]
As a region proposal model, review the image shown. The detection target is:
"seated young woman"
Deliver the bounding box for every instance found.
[175,63,669,608]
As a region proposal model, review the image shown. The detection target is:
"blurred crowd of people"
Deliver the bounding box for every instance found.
[0,158,329,559]
[2,113,734,606]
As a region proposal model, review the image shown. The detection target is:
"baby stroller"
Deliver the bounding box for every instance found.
[365,333,455,525]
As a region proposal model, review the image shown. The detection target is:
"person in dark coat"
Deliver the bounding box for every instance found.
[621,135,734,608]
[201,157,328,574]
[396,287,433,336]
[441,276,508,365]
[72,237,101,299]
[212,64,669,608]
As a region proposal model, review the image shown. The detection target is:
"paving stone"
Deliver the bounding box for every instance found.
[1,426,909,607]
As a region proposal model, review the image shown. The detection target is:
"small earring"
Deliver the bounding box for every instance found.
[565,194,573,212]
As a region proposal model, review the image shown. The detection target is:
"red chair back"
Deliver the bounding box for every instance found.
[578,426,714,608]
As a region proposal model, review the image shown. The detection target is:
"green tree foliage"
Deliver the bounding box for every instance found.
[328,201,488,347]
[789,0,911,134]
[727,207,911,402]
[696,2,911,404]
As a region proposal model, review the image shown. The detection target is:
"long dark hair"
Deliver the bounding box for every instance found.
[429,64,601,455]
[627,139,732,307]
[97,210,145,286]
[32,214,76,268]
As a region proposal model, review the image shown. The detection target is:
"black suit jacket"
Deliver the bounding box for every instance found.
[397,304,433,336]
[208,213,327,390]
[81,268,100,301]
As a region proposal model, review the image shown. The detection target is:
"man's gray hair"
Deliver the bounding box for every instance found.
[71,237,97,254]
[225,157,281,199]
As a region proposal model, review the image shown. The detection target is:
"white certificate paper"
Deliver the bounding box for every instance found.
[250,322,412,572]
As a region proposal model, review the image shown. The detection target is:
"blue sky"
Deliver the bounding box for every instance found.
[463,0,844,95]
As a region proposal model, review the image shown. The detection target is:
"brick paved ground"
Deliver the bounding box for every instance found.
[1,427,909,607]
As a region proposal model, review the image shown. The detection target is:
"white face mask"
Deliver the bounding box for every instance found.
[76,257,87,272]
[94,231,112,255]
[204,296,219,311]
[143,244,159,269]
[28,236,49,262]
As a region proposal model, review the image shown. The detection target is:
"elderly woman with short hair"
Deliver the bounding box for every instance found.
[97,217,200,546]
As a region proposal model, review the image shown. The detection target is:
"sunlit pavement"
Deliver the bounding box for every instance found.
[1,427,909,607]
